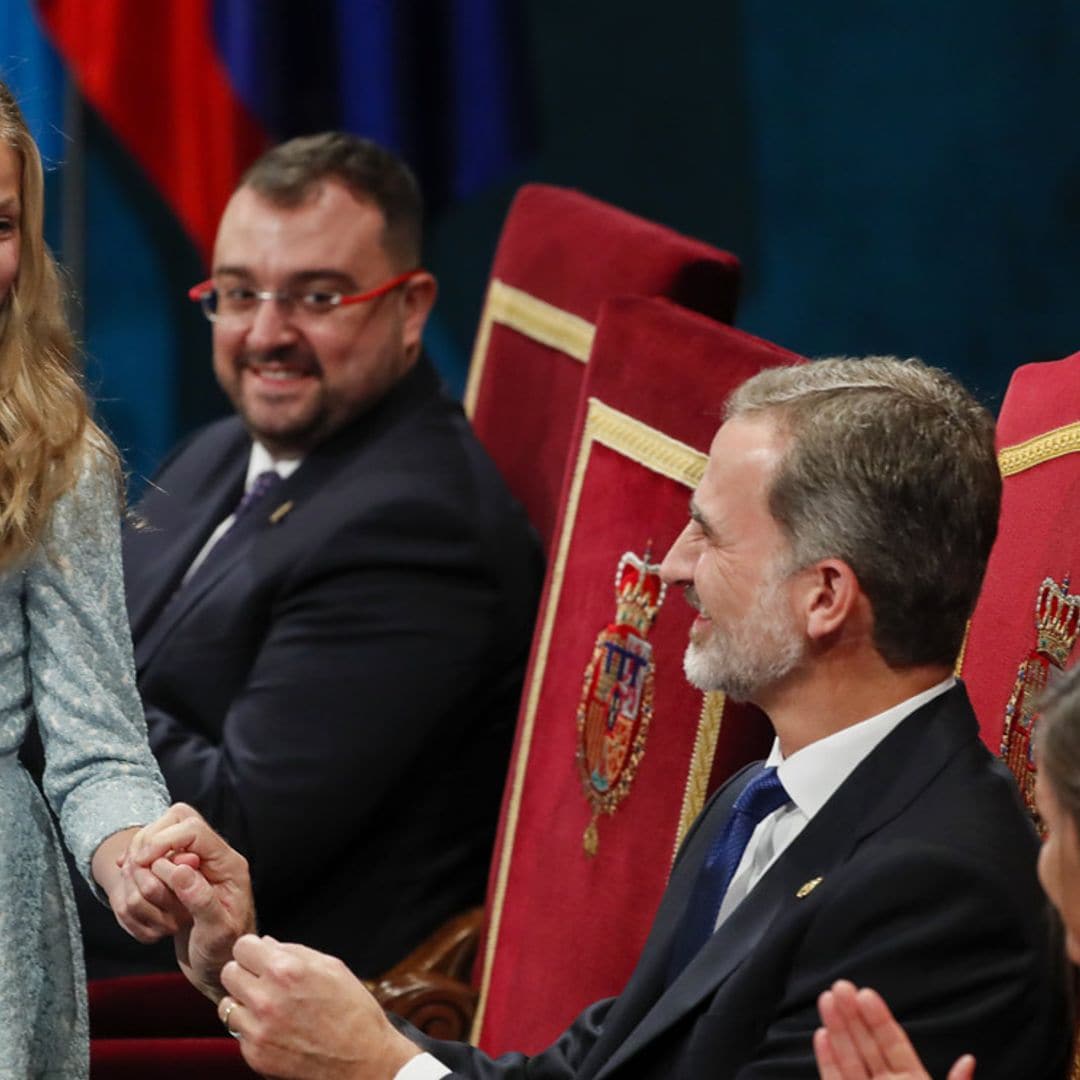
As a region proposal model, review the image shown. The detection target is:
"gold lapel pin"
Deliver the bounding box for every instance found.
[269,501,294,524]
[796,877,823,899]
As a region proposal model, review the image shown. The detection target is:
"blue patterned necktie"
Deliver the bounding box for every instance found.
[666,766,790,984]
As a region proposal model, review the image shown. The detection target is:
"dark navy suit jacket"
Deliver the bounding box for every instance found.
[79,357,543,977]
[418,685,1071,1078]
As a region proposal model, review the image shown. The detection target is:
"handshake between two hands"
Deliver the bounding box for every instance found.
[87,804,422,1080]
[90,802,257,1002]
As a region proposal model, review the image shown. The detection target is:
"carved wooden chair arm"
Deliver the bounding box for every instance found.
[368,969,479,1042]
[367,906,484,1041]
[384,906,485,980]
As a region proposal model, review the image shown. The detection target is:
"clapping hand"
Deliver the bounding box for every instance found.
[814,980,975,1080]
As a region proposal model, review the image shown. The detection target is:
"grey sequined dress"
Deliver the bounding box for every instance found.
[0,455,169,1078]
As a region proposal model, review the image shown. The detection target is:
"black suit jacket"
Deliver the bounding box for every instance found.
[79,358,543,977]
[420,685,1071,1078]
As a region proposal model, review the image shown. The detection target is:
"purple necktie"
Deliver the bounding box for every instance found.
[234,469,284,520]
[184,469,283,589]
[666,766,790,984]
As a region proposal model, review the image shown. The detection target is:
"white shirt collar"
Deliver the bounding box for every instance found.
[246,441,303,489]
[765,676,956,821]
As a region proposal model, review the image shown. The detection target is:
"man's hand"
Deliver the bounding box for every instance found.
[216,935,421,1080]
[92,826,192,942]
[814,980,976,1080]
[128,803,257,1003]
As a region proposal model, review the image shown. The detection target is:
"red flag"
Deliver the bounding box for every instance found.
[37,0,267,264]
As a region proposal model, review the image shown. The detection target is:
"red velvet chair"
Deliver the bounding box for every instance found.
[471,296,804,1055]
[464,183,741,552]
[958,350,1080,822]
[91,1039,247,1079]
[89,972,251,1077]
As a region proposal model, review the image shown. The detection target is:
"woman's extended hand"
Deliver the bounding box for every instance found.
[92,825,194,942]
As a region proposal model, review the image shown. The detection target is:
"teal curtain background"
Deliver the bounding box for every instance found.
[3,1,1079,488]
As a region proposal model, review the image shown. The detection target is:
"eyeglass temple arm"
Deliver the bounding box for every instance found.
[186,269,424,305]
[335,269,424,306]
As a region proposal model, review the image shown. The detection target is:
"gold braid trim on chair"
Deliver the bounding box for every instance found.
[953,621,971,678]
[464,280,596,417]
[998,420,1080,478]
[470,398,706,1041]
[673,692,727,865]
[585,399,706,486]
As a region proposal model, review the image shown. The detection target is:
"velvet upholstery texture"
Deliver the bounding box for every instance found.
[90,1038,250,1078]
[88,970,243,1074]
[465,184,741,551]
[472,297,804,1055]
[959,351,1080,794]
[88,972,220,1039]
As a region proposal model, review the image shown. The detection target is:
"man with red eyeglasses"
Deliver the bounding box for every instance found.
[74,132,543,981]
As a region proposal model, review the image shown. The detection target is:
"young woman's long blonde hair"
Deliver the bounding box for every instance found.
[0,81,116,569]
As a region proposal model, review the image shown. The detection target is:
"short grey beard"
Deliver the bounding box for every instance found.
[681,574,805,702]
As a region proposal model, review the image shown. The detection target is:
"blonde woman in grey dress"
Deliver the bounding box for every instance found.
[0,83,182,1078]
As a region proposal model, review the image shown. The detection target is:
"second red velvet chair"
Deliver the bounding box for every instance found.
[471,296,804,1055]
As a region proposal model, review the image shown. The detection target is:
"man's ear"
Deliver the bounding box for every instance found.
[800,558,861,642]
[401,271,438,353]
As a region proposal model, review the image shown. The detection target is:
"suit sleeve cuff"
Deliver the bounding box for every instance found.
[394,1052,452,1080]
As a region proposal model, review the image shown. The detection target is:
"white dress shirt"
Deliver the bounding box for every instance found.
[396,1054,455,1080]
[397,676,956,1080]
[716,676,955,924]
[181,441,301,584]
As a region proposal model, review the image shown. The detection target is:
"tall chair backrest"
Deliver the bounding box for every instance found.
[471,296,804,1055]
[464,184,741,552]
[959,350,1080,822]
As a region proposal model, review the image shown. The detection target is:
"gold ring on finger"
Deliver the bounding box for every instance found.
[222,998,242,1039]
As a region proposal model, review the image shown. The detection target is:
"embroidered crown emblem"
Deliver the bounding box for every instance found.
[1001,575,1080,833]
[613,552,666,634]
[1034,577,1080,667]
[576,549,667,857]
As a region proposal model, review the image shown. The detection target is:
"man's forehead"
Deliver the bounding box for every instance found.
[686,415,786,516]
[219,184,379,234]
[227,177,377,216]
[706,414,786,471]
[213,182,387,276]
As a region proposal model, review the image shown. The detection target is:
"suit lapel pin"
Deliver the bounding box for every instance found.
[269,500,294,525]
[796,877,823,899]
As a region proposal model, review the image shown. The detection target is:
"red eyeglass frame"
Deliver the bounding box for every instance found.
[187,269,424,308]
